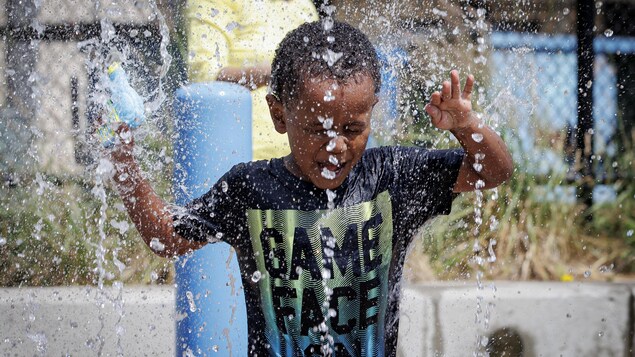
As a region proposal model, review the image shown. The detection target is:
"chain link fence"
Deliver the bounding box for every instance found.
[0,0,165,177]
[488,31,633,202]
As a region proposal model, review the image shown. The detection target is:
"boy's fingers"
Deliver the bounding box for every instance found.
[425,104,440,120]
[430,92,442,106]
[451,70,460,99]
[462,74,475,99]
[441,81,451,101]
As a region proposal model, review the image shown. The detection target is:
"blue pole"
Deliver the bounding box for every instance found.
[173,82,251,356]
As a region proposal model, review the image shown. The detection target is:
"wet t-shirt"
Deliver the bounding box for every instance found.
[174,146,464,357]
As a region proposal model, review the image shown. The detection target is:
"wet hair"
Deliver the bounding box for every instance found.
[270,20,381,104]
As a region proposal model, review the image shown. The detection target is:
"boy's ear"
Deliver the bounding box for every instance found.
[266,94,287,134]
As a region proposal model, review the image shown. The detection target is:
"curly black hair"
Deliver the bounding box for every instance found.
[270,20,381,104]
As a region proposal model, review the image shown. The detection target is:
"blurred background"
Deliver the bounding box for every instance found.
[0,0,633,288]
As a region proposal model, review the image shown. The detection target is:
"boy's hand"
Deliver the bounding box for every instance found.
[108,123,135,167]
[425,70,476,130]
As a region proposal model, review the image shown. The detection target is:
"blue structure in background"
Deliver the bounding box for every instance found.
[173,82,251,356]
[373,46,408,147]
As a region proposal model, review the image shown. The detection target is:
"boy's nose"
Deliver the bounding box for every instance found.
[327,135,348,154]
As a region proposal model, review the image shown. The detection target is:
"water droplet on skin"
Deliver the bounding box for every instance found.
[318,116,333,129]
[321,167,336,180]
[251,270,262,282]
[149,238,165,251]
[328,156,339,165]
[323,90,335,102]
[185,291,197,312]
[563,8,570,15]
[584,270,591,278]
[475,179,486,189]
[326,139,337,152]
[471,133,484,143]
[473,163,483,172]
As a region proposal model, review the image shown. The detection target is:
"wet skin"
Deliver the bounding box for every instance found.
[267,74,378,190]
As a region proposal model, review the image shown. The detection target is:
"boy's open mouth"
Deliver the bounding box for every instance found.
[318,161,345,177]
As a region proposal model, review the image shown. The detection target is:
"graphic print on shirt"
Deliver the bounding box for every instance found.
[247,191,394,356]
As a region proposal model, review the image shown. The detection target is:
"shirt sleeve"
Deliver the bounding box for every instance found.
[173,163,247,243]
[389,146,465,217]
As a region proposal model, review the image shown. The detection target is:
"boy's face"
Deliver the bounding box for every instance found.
[267,74,378,190]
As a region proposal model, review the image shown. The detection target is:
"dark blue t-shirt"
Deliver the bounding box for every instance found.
[174,146,464,356]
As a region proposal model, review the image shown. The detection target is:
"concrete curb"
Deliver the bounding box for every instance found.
[1,282,633,356]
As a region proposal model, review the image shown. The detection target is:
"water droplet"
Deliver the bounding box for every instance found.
[328,156,339,165]
[604,29,614,37]
[0,237,6,246]
[185,291,197,312]
[221,180,228,192]
[327,35,335,43]
[471,133,484,143]
[212,345,219,352]
[598,331,604,337]
[563,8,570,15]
[318,116,333,129]
[473,163,483,172]
[475,179,486,189]
[322,49,343,67]
[251,270,262,282]
[149,238,165,252]
[584,270,591,278]
[323,17,334,31]
[321,167,336,180]
[627,229,633,237]
[326,139,337,152]
[323,90,335,102]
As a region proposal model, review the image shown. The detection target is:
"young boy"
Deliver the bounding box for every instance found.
[109,21,512,356]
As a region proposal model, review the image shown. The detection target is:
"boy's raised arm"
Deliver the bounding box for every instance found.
[425,70,513,192]
[108,126,207,257]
